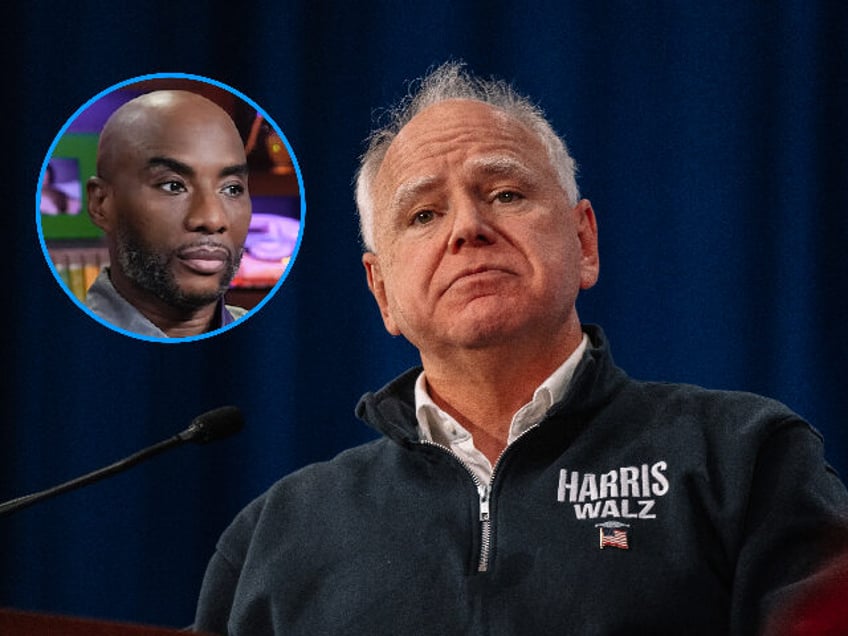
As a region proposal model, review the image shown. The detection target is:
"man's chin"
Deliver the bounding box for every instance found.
[174,266,233,294]
[169,284,229,311]
[150,274,229,311]
[116,241,238,312]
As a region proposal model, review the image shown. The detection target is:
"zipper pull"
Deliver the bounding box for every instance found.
[478,484,490,521]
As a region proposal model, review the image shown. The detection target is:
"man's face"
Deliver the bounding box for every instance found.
[95,97,251,311]
[362,100,599,355]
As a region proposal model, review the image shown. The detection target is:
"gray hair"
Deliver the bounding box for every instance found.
[354,61,580,252]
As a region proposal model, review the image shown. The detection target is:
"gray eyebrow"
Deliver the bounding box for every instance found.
[465,154,536,181]
[387,155,537,214]
[389,175,441,213]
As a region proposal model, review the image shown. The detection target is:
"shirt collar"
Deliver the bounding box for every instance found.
[85,267,240,337]
[415,332,590,445]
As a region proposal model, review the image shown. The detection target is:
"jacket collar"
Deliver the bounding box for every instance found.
[355,325,628,447]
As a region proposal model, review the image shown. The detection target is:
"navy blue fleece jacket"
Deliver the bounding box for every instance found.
[195,326,848,635]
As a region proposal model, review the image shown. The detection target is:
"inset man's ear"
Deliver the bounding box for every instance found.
[362,251,401,336]
[86,176,113,232]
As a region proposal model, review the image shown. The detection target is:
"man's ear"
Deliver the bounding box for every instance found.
[362,252,401,336]
[574,199,600,290]
[86,176,112,232]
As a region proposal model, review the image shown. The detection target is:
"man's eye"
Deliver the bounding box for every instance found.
[222,183,246,197]
[159,181,186,194]
[495,191,521,203]
[412,210,435,225]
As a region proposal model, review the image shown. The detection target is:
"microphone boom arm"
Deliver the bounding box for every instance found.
[0,405,243,517]
[0,434,183,516]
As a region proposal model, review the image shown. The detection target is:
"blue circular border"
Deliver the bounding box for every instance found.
[36,72,306,344]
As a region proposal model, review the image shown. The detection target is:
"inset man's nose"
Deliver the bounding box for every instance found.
[184,190,229,234]
[447,197,496,252]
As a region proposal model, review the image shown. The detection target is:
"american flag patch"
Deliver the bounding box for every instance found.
[596,521,630,550]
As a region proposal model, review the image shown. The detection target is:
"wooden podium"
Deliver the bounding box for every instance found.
[0,608,216,635]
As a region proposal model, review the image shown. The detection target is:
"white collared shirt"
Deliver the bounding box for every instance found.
[415,333,589,484]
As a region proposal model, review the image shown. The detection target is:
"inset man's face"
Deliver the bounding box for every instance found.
[91,94,252,311]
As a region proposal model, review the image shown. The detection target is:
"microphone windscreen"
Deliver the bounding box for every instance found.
[182,406,245,444]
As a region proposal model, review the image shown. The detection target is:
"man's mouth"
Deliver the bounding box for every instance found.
[176,244,231,275]
[444,266,513,294]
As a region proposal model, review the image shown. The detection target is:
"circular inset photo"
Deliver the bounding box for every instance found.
[37,73,305,343]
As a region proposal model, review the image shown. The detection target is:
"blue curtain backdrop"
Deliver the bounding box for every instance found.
[2,0,846,629]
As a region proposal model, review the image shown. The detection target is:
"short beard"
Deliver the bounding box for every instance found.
[115,225,241,311]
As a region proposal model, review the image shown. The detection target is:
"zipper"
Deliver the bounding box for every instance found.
[419,440,491,571]
[477,483,492,572]
[419,423,541,573]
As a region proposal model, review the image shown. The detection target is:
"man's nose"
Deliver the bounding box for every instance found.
[184,189,229,234]
[447,196,496,252]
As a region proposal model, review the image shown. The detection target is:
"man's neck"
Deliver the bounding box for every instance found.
[420,325,585,465]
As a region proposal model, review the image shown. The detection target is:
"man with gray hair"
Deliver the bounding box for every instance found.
[195,62,848,634]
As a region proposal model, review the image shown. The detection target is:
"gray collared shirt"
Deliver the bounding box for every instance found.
[84,267,246,338]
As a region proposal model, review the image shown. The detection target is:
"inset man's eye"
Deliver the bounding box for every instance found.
[222,183,246,197]
[159,181,187,194]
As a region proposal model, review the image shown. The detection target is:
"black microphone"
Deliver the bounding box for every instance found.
[0,406,244,517]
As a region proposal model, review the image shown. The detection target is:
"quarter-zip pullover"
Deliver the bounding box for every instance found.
[195,325,848,635]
